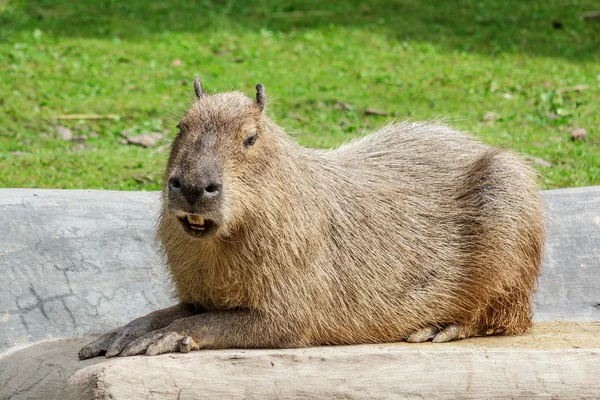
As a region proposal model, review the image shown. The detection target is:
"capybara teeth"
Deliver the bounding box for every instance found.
[187,215,205,225]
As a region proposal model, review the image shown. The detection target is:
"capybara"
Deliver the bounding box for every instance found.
[79,78,545,358]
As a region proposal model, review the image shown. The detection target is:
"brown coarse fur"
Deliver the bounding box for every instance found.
[77,81,546,359]
[156,84,545,349]
[151,82,545,347]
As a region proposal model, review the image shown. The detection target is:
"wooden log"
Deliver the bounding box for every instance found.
[1,322,599,399]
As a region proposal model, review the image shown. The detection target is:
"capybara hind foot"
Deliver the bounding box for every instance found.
[406,326,439,343]
[407,324,483,343]
[432,324,481,343]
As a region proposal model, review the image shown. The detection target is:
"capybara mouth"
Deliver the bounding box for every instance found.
[177,214,218,239]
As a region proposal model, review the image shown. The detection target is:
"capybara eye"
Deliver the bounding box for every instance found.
[244,134,258,148]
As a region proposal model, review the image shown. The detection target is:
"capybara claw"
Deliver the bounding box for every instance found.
[406,326,439,343]
[431,324,477,343]
[406,324,480,344]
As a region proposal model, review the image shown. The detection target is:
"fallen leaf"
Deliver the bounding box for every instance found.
[523,155,551,168]
[131,174,157,184]
[55,125,72,141]
[557,84,589,93]
[365,108,388,116]
[270,10,335,18]
[119,128,134,138]
[56,114,119,120]
[287,112,308,122]
[334,101,353,111]
[213,49,230,57]
[570,128,587,141]
[581,11,600,20]
[127,132,163,148]
[72,135,87,142]
[483,111,500,122]
[171,58,183,67]
[231,57,245,63]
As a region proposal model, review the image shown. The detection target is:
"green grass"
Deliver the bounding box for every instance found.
[1,0,599,190]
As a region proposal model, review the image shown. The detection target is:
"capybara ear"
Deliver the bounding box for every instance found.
[194,77,206,99]
[255,84,266,112]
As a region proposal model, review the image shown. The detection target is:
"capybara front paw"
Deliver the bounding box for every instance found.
[78,328,120,360]
[119,330,199,357]
[79,316,155,359]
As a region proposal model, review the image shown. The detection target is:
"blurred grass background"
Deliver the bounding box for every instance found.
[1,0,599,190]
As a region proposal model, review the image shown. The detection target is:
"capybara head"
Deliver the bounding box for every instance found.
[164,77,277,240]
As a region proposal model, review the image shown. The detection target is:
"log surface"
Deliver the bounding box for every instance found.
[1,322,599,400]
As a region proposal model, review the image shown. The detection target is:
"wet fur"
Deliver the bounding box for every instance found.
[158,91,545,347]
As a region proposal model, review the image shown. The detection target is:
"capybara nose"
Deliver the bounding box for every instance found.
[203,182,222,197]
[168,176,182,192]
[185,180,222,205]
[169,175,222,206]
